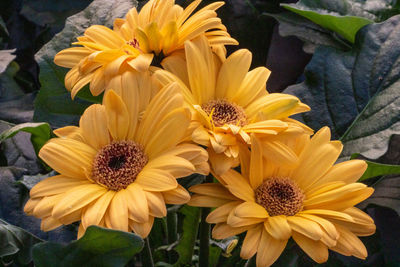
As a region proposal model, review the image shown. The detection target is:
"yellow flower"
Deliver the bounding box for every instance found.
[54,0,237,98]
[24,83,209,239]
[155,35,312,175]
[188,127,375,266]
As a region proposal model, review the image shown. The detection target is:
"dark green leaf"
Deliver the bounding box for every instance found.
[284,15,400,159]
[282,2,372,43]
[32,225,143,267]
[33,0,138,128]
[271,0,400,52]
[358,161,400,181]
[0,122,52,155]
[174,206,200,266]
[0,219,43,265]
[265,12,349,54]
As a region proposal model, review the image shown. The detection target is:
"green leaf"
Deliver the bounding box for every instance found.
[358,161,400,181]
[265,12,349,54]
[0,122,53,155]
[271,0,400,52]
[0,219,43,265]
[284,15,400,159]
[32,225,144,267]
[174,206,200,266]
[282,3,372,43]
[33,0,137,128]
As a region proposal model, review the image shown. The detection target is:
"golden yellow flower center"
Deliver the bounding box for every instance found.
[201,99,247,127]
[255,177,304,216]
[92,140,147,191]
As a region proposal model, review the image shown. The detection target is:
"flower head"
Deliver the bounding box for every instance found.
[24,83,209,238]
[155,35,312,175]
[189,127,375,266]
[54,0,237,98]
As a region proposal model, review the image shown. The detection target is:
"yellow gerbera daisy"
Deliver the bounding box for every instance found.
[54,0,237,98]
[24,83,209,239]
[188,127,375,266]
[154,35,312,175]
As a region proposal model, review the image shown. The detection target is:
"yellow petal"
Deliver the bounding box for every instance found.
[232,67,270,108]
[219,169,255,202]
[125,183,149,223]
[144,107,191,158]
[292,231,329,263]
[135,168,178,192]
[127,53,153,72]
[52,184,106,219]
[240,224,263,259]
[39,138,96,179]
[30,175,89,198]
[41,216,62,231]
[108,190,129,231]
[84,25,125,48]
[33,194,63,218]
[189,183,237,200]
[331,225,368,259]
[206,201,241,223]
[215,49,251,100]
[82,190,115,229]
[145,191,166,217]
[163,184,190,204]
[256,229,287,267]
[103,90,130,141]
[54,47,91,68]
[207,148,238,176]
[184,38,214,103]
[188,195,231,207]
[212,223,249,239]
[129,216,154,238]
[264,215,292,240]
[249,135,264,189]
[79,104,110,150]
[287,216,323,241]
[234,202,268,218]
[312,160,367,187]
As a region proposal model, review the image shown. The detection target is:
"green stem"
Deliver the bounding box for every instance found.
[199,175,213,267]
[199,207,211,267]
[167,211,178,244]
[141,238,155,267]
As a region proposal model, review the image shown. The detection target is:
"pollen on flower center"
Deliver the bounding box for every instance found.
[255,177,304,216]
[92,140,148,191]
[201,99,247,127]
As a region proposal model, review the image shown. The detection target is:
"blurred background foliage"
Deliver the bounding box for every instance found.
[1,0,400,266]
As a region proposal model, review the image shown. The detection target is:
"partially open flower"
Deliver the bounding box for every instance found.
[24,83,209,238]
[155,35,312,175]
[54,0,237,98]
[189,127,375,267]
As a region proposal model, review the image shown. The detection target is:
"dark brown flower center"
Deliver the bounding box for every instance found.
[255,177,304,216]
[92,140,147,191]
[201,99,247,127]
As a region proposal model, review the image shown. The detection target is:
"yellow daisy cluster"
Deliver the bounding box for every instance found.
[25,0,375,266]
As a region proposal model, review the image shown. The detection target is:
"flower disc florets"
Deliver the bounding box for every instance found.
[92,140,147,191]
[255,177,304,216]
[202,99,247,127]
